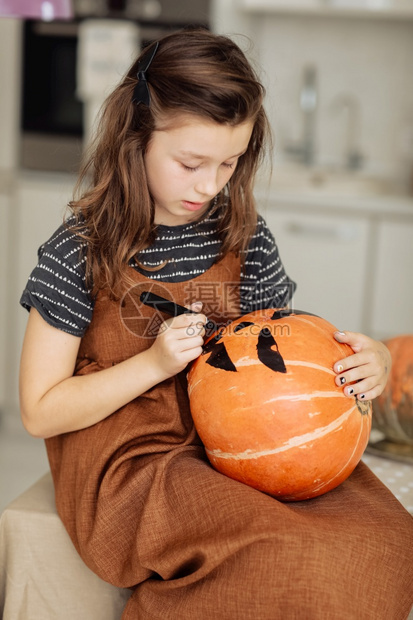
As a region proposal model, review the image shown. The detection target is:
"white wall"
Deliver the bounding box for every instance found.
[260,16,413,178]
[212,5,413,189]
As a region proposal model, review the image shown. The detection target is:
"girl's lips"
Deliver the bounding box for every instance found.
[182,200,206,212]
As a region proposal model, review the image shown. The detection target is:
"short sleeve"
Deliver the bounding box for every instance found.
[20,224,94,336]
[240,215,296,313]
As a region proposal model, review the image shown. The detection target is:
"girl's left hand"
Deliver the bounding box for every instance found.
[333,331,392,401]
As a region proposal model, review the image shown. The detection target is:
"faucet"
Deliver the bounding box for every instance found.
[284,65,318,166]
[330,93,364,171]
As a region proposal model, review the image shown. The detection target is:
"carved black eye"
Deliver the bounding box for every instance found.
[202,321,287,374]
[270,308,319,320]
[203,322,254,370]
[257,328,287,374]
[233,321,255,333]
[206,342,237,372]
[202,328,225,354]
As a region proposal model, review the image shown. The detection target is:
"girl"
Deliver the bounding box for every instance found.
[19,29,413,619]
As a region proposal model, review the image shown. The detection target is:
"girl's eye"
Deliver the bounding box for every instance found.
[181,161,236,172]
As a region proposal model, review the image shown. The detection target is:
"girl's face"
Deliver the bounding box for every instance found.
[144,115,254,226]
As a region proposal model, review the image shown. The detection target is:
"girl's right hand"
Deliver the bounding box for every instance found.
[148,302,207,378]
[20,305,206,438]
[19,304,206,438]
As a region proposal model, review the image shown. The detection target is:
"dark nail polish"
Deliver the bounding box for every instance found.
[360,394,365,400]
[348,388,354,395]
[340,377,346,385]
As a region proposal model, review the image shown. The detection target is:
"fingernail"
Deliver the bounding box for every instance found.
[359,394,365,400]
[340,376,346,385]
[335,331,346,336]
[347,387,354,395]
[336,364,344,373]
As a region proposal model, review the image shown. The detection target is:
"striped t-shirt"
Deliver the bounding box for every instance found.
[20,210,296,336]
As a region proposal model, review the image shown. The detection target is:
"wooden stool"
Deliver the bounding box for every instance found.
[0,472,131,619]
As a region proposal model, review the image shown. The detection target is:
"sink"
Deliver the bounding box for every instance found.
[259,165,402,198]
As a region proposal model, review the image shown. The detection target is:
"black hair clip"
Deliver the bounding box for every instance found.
[132,41,159,107]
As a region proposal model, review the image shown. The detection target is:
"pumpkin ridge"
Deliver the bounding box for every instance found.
[234,358,336,375]
[278,360,336,374]
[206,401,358,460]
[307,417,368,497]
[293,315,350,356]
[262,391,347,404]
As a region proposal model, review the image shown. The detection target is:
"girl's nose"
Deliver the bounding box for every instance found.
[195,170,219,198]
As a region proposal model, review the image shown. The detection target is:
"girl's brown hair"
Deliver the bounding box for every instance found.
[69,28,271,298]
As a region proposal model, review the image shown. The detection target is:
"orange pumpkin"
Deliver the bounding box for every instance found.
[188,309,372,501]
[372,335,413,445]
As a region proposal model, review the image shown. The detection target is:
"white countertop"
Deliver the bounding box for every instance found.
[255,183,413,219]
[256,187,413,217]
[254,163,413,217]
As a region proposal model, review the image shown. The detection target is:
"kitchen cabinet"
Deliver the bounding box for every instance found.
[0,191,11,415]
[14,174,74,305]
[260,191,413,341]
[262,205,370,333]
[4,173,75,419]
[370,219,413,340]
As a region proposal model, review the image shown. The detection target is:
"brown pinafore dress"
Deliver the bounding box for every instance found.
[46,254,413,620]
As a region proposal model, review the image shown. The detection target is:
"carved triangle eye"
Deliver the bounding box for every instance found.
[202,322,254,368]
[206,342,237,372]
[202,330,224,355]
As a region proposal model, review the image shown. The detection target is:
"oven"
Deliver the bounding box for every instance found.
[20,0,211,173]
